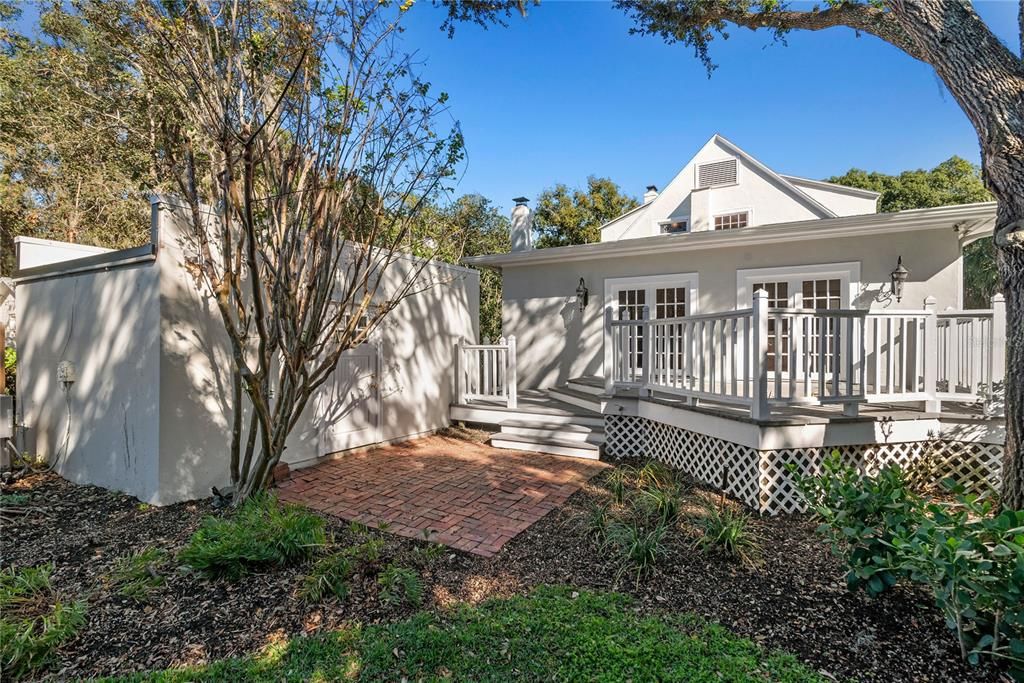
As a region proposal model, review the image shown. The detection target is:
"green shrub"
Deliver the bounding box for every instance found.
[605,468,628,506]
[179,493,326,580]
[636,460,678,490]
[795,456,1024,674]
[300,552,353,603]
[108,548,167,600]
[792,452,922,596]
[638,484,684,526]
[695,497,762,569]
[890,489,1023,672]
[377,564,422,607]
[410,542,446,567]
[0,564,86,680]
[606,518,667,585]
[585,502,612,541]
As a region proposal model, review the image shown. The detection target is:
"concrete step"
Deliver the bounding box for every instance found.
[565,376,606,396]
[499,419,605,444]
[548,386,607,413]
[451,403,604,428]
[489,432,602,460]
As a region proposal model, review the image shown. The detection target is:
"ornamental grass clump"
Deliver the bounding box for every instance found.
[694,494,762,569]
[179,493,326,580]
[0,564,86,680]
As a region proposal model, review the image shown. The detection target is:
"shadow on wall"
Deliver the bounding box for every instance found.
[154,202,479,503]
[18,260,162,499]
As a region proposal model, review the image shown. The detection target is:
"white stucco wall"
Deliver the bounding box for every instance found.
[17,200,478,504]
[153,200,479,503]
[16,258,163,500]
[784,177,878,217]
[503,226,962,390]
[15,237,113,269]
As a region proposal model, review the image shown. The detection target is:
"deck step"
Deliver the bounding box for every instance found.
[499,419,605,444]
[489,432,602,460]
[548,386,607,413]
[450,403,604,428]
[565,376,606,396]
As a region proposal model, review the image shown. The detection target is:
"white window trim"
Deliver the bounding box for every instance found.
[657,217,689,234]
[604,272,701,317]
[735,262,861,309]
[695,156,740,189]
[713,207,753,230]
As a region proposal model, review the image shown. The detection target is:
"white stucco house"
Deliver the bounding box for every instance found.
[456,134,1005,513]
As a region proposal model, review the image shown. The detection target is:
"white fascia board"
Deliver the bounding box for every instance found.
[463,202,997,269]
[780,175,882,199]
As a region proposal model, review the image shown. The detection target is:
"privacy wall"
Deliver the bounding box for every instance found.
[16,198,479,504]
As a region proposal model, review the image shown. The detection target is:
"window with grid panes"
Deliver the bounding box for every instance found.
[754,281,790,372]
[714,212,749,230]
[618,289,646,376]
[654,287,686,319]
[802,279,841,375]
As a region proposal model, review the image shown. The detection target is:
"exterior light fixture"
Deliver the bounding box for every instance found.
[575,278,589,312]
[890,256,909,303]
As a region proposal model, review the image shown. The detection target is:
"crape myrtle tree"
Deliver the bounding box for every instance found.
[94,0,468,501]
[613,0,1024,507]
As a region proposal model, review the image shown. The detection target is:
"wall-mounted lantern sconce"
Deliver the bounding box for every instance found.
[575,278,589,312]
[890,256,909,303]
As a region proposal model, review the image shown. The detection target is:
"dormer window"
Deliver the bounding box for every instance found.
[660,219,688,234]
[697,158,738,188]
[714,211,749,230]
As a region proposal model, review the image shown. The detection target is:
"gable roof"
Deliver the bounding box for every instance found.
[710,134,837,219]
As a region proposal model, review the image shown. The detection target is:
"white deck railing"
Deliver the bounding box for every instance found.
[607,292,1006,419]
[456,336,518,408]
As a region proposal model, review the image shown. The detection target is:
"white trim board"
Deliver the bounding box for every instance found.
[735,261,861,308]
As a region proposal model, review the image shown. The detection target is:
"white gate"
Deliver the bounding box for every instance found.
[317,343,380,457]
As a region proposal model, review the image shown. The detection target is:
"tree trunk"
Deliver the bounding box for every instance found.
[996,213,1024,509]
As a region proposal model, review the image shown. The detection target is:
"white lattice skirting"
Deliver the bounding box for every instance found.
[604,415,1004,515]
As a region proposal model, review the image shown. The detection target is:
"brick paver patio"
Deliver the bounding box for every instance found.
[275,435,608,557]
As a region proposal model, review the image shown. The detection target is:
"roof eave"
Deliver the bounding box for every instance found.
[463,202,997,269]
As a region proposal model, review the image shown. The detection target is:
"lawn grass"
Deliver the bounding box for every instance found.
[103,586,824,682]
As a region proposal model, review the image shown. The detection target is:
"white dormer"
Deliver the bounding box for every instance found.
[600,134,879,242]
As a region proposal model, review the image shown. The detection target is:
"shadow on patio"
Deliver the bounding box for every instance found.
[276,434,608,557]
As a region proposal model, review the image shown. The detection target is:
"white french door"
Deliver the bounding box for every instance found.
[605,274,698,382]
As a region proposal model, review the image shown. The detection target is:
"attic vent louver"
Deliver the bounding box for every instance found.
[697,159,737,188]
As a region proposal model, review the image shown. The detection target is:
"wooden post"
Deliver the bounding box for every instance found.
[922,296,940,413]
[639,305,651,397]
[604,306,615,395]
[751,290,769,420]
[506,334,518,409]
[988,293,1006,415]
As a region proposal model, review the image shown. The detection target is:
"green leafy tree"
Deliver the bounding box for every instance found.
[0,1,163,274]
[405,194,510,341]
[534,176,638,248]
[613,0,1024,510]
[827,157,996,308]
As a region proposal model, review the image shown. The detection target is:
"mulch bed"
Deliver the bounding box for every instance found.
[1,458,1003,682]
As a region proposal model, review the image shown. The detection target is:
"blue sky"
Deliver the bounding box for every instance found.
[398,1,1018,213]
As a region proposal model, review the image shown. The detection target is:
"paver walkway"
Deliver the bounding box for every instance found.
[275,435,608,557]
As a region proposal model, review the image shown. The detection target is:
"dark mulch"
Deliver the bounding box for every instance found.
[1,460,1002,682]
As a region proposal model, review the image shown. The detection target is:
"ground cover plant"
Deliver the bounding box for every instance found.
[103,587,824,683]
[0,563,86,679]
[795,453,1024,678]
[178,493,326,579]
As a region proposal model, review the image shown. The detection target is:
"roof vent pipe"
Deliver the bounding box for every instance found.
[643,185,658,205]
[510,196,534,252]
